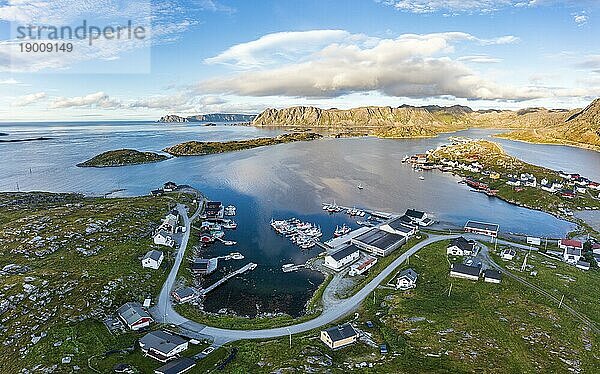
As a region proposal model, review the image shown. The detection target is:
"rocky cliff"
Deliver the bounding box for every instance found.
[159,113,256,123]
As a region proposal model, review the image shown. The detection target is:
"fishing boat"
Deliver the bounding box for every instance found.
[419,176,425,180]
[249,263,258,270]
[229,252,244,260]
[221,220,237,229]
[357,184,363,190]
[282,263,305,272]
[224,205,236,216]
[334,224,351,237]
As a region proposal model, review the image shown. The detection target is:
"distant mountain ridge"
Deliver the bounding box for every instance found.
[158,113,256,123]
[250,99,600,150]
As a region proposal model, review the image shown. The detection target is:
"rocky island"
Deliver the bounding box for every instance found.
[163,132,322,156]
[77,149,170,168]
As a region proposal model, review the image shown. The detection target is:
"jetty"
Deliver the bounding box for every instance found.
[198,262,257,296]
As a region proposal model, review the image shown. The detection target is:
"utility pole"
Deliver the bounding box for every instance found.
[373,290,376,305]
[287,328,292,349]
[447,283,453,297]
[545,237,548,251]
[559,294,565,308]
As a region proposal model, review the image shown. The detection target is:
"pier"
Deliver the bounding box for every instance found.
[198,262,257,296]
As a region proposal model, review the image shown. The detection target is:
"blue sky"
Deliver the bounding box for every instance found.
[0,0,599,121]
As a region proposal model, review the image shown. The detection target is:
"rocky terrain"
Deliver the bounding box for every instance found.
[250,99,600,151]
[163,132,322,156]
[497,98,600,151]
[77,149,170,168]
[158,113,256,123]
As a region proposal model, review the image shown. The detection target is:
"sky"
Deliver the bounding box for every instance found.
[0,0,599,121]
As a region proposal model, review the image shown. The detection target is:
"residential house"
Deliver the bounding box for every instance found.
[464,221,499,238]
[449,263,481,281]
[396,268,418,290]
[483,269,502,284]
[320,324,358,350]
[324,245,361,271]
[172,287,196,303]
[446,237,476,256]
[139,330,188,362]
[506,178,521,187]
[204,201,224,221]
[501,248,516,260]
[490,172,501,180]
[142,250,164,270]
[559,238,583,264]
[154,230,175,247]
[154,358,196,374]
[404,209,433,226]
[561,190,575,199]
[117,302,153,331]
[163,181,177,192]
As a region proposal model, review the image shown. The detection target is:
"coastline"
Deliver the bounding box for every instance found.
[493,133,600,153]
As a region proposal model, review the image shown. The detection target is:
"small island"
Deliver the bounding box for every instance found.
[163,132,323,156]
[77,149,170,168]
[0,132,8,136]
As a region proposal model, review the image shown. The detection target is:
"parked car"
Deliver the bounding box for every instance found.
[365,321,374,328]
[202,346,215,355]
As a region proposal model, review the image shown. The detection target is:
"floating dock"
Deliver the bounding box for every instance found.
[198,262,257,296]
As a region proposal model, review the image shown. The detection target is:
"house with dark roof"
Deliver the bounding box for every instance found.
[446,237,476,256]
[154,229,175,248]
[404,209,433,226]
[190,258,218,275]
[351,228,406,257]
[464,220,499,238]
[449,263,481,281]
[172,287,196,303]
[324,245,360,271]
[204,201,224,221]
[163,181,178,192]
[139,330,188,362]
[380,217,417,237]
[154,357,196,374]
[142,250,164,270]
[117,302,154,331]
[396,268,418,290]
[483,269,502,283]
[320,323,358,349]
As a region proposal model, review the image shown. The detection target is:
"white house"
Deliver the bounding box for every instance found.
[154,230,175,247]
[142,250,164,270]
[396,268,418,290]
[324,245,360,271]
[161,213,179,234]
[449,263,480,281]
[506,178,521,187]
[501,248,516,261]
[139,330,188,362]
[483,269,502,284]
[446,237,476,256]
[404,209,432,226]
[559,239,583,264]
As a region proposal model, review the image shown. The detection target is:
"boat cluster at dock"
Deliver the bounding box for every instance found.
[322,202,366,217]
[270,218,322,250]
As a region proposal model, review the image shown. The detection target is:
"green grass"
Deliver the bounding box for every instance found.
[209,240,599,373]
[0,192,190,372]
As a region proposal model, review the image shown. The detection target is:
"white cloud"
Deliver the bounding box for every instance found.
[457,55,502,63]
[0,78,20,85]
[12,92,47,106]
[199,31,535,101]
[573,12,588,26]
[378,0,579,14]
[50,91,121,109]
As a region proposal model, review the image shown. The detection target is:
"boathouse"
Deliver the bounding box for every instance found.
[464,221,499,238]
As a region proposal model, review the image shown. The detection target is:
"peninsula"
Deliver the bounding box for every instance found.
[158,113,256,123]
[77,149,170,168]
[163,132,322,156]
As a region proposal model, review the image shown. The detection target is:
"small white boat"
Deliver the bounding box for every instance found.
[229,252,244,259]
[249,263,258,270]
[222,240,237,246]
[222,220,237,229]
[224,205,236,216]
[419,176,425,180]
[357,184,363,190]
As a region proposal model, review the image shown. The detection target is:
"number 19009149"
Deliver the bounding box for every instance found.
[20,42,74,53]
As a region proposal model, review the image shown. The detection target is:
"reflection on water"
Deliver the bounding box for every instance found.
[0,123,589,316]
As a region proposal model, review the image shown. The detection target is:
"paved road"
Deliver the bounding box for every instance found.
[155,217,459,344]
[151,201,204,325]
